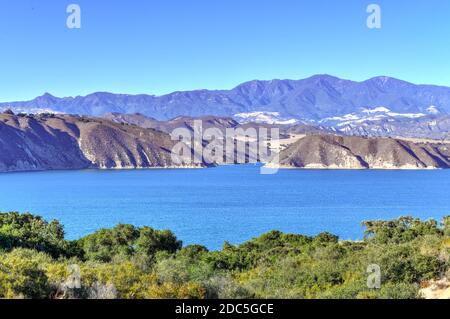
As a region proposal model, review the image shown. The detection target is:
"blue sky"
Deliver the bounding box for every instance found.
[0,0,449,101]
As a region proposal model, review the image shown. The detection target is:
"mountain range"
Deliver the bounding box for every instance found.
[103,112,326,138]
[2,75,450,122]
[3,75,450,141]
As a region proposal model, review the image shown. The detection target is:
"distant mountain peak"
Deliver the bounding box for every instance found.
[306,74,343,82]
[31,92,59,107]
[34,92,57,101]
[41,92,55,98]
[366,76,411,87]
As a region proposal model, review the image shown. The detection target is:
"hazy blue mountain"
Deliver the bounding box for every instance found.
[2,75,450,121]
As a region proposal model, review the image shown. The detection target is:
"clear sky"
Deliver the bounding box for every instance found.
[0,0,449,101]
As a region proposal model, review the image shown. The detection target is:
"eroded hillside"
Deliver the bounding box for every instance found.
[0,112,201,172]
[273,135,450,169]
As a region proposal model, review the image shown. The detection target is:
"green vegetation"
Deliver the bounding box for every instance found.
[0,212,449,299]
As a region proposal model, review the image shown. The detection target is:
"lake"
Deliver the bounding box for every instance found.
[1,165,450,250]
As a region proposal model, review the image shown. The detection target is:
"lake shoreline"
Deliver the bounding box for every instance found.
[1,162,447,175]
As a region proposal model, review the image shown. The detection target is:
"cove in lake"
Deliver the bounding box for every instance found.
[1,165,450,250]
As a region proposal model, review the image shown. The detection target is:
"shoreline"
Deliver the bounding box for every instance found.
[1,163,447,174]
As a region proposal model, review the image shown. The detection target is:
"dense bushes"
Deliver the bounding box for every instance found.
[0,212,74,258]
[78,224,181,262]
[0,212,449,299]
[363,217,442,244]
[0,249,52,298]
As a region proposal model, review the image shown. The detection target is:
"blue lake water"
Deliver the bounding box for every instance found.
[1,165,450,250]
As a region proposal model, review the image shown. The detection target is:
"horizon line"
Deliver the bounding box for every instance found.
[2,74,450,103]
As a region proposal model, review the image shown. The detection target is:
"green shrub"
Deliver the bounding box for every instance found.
[0,212,71,258]
[78,224,181,262]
